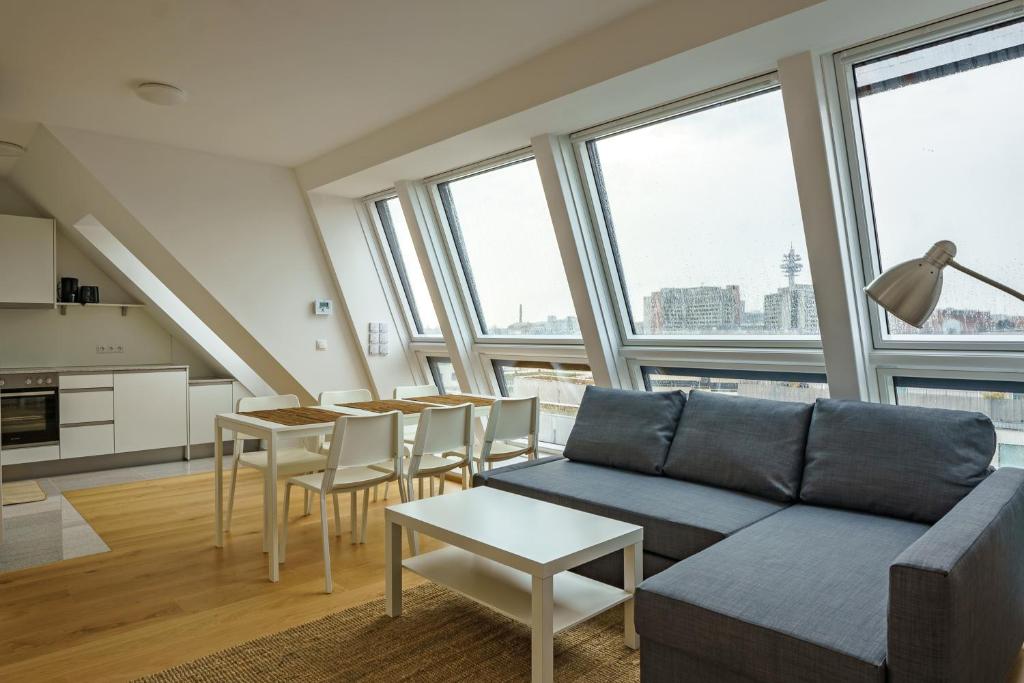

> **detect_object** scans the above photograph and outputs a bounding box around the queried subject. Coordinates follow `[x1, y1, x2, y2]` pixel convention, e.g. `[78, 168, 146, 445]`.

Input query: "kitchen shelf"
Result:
[56, 302, 145, 317]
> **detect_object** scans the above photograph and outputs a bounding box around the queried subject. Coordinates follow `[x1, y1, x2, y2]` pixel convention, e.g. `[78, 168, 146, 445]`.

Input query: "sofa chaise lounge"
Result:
[473, 386, 1024, 682]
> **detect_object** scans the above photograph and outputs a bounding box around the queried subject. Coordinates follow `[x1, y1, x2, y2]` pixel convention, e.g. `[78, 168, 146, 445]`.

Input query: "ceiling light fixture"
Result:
[135, 81, 188, 106]
[0, 141, 26, 157]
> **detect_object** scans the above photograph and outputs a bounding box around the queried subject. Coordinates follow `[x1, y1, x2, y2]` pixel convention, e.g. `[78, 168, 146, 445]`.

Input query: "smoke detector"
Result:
[135, 82, 188, 106]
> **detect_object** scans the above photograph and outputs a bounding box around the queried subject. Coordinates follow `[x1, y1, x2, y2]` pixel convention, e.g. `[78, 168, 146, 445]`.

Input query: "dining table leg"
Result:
[268, 431, 280, 582]
[214, 421, 224, 548]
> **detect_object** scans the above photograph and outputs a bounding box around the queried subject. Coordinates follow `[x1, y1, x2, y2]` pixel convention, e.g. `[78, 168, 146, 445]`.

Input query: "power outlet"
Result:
[95, 345, 125, 354]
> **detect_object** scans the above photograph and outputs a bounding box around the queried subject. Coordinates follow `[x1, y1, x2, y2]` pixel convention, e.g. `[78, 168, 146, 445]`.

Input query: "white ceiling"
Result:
[0, 0, 653, 167]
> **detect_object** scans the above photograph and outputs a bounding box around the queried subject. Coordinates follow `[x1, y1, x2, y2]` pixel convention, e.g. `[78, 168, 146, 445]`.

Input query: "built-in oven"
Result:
[0, 372, 59, 449]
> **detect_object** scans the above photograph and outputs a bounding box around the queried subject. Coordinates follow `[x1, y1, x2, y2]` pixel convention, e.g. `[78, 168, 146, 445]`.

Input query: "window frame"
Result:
[427, 149, 584, 346]
[638, 364, 829, 394]
[834, 1, 1024, 354]
[424, 355, 459, 394]
[569, 73, 823, 350]
[363, 190, 444, 342]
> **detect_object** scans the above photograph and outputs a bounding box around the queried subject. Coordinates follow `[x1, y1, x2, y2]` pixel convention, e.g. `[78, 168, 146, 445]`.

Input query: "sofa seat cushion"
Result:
[637, 505, 929, 683]
[663, 390, 813, 502]
[802, 398, 995, 523]
[476, 457, 786, 561]
[563, 386, 685, 475]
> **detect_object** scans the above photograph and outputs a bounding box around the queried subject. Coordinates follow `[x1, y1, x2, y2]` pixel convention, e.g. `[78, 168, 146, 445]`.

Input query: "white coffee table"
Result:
[384, 486, 643, 683]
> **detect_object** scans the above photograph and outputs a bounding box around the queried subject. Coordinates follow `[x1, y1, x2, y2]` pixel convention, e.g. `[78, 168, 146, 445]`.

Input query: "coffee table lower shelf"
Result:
[403, 545, 632, 634]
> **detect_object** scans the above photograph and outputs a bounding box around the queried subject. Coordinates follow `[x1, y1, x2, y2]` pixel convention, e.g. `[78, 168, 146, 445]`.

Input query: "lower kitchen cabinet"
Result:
[113, 370, 188, 453]
[60, 424, 115, 459]
[189, 382, 233, 445]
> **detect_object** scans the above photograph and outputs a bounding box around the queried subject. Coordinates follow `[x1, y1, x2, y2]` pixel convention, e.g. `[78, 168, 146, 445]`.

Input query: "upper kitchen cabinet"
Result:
[0, 214, 56, 306]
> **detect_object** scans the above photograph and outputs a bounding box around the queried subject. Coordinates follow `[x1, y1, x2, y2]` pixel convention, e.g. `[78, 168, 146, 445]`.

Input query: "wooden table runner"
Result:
[337, 399, 432, 414]
[240, 407, 341, 426]
[408, 394, 497, 408]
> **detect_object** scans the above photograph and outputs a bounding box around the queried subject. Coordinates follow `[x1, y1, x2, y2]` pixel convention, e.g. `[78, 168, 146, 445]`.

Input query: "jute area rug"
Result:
[138, 583, 640, 682]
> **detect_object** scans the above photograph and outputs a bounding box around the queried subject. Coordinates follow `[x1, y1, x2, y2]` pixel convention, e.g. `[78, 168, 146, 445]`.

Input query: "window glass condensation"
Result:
[438, 159, 580, 337]
[588, 87, 816, 338]
[853, 18, 1024, 338]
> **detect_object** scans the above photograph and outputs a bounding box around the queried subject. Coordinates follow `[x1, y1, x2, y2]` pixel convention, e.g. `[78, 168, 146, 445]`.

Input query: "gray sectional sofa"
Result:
[473, 386, 1024, 682]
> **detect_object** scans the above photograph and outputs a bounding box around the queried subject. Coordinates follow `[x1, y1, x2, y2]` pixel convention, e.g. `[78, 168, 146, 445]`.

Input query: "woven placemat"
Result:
[240, 407, 341, 426]
[338, 399, 432, 414]
[410, 394, 496, 408]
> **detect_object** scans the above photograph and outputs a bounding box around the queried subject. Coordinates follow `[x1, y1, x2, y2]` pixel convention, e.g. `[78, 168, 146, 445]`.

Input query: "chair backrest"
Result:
[322, 411, 402, 490]
[319, 388, 372, 406]
[483, 396, 540, 457]
[237, 394, 300, 412]
[393, 384, 438, 400]
[411, 403, 474, 459]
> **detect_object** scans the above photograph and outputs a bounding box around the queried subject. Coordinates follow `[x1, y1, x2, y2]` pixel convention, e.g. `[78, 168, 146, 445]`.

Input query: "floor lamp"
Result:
[865, 240, 1024, 327]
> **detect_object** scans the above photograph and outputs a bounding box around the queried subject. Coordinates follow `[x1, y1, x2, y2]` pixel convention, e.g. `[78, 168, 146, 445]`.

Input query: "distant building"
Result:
[764, 283, 819, 333]
[643, 286, 743, 334]
[492, 314, 580, 336]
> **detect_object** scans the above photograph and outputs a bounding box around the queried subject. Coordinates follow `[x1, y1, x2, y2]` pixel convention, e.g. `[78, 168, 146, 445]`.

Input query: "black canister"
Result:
[79, 286, 100, 304]
[59, 277, 79, 302]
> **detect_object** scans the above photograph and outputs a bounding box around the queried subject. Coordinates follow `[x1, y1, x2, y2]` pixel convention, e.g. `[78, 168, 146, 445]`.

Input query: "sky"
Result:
[384, 19, 1024, 337]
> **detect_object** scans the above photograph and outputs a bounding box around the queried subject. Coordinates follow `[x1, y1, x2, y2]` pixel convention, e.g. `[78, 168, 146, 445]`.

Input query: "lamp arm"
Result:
[948, 259, 1024, 304]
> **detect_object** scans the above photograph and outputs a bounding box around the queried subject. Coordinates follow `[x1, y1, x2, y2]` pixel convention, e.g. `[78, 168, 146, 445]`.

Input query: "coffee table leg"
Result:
[385, 516, 402, 617]
[624, 542, 641, 649]
[531, 575, 554, 683]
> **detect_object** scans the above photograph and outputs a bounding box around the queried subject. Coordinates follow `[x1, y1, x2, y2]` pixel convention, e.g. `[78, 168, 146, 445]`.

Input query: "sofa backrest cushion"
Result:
[563, 386, 685, 475]
[801, 398, 995, 523]
[662, 390, 812, 502]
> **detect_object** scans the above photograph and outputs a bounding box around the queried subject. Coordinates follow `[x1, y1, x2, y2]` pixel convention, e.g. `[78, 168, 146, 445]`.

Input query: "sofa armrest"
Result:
[471, 455, 562, 488]
[888, 467, 1024, 683]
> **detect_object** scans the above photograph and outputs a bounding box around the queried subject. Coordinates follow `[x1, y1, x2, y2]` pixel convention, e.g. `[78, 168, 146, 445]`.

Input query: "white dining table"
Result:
[213, 394, 498, 582]
[213, 407, 346, 582]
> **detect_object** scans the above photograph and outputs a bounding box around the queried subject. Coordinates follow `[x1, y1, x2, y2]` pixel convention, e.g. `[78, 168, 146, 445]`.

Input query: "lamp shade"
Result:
[865, 240, 956, 328]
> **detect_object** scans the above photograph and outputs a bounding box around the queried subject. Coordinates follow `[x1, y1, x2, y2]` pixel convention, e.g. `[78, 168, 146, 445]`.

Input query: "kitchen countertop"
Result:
[0, 364, 190, 374]
[188, 378, 234, 385]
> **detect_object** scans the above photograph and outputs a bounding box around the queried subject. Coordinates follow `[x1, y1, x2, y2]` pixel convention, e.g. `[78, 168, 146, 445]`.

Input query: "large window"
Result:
[375, 196, 442, 336]
[437, 158, 580, 338]
[893, 376, 1024, 467]
[847, 16, 1024, 340]
[492, 359, 593, 446]
[583, 82, 816, 338]
[426, 356, 460, 394]
[642, 366, 829, 403]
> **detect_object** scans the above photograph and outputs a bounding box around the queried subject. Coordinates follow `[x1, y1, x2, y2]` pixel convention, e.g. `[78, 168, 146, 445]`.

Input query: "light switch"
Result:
[315, 339, 328, 351]
[379, 343, 389, 356]
[368, 322, 380, 332]
[369, 343, 380, 356]
[369, 332, 380, 343]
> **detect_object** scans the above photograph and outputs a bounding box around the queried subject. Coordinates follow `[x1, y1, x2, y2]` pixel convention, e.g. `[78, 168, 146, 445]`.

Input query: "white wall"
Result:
[305, 192, 422, 399]
[48, 126, 368, 398]
[0, 181, 215, 373]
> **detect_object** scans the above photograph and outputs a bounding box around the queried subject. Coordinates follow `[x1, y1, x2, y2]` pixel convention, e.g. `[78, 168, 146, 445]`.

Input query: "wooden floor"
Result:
[0, 469, 443, 682]
[0, 468, 1022, 682]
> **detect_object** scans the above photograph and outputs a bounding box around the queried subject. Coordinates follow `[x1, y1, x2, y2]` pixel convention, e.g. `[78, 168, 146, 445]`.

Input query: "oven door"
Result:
[0, 387, 60, 448]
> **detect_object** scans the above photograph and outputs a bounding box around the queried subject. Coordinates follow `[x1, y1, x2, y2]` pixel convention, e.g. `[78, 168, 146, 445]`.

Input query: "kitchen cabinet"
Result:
[60, 424, 114, 459]
[189, 382, 233, 445]
[0, 215, 55, 306]
[59, 389, 113, 425]
[114, 370, 187, 453]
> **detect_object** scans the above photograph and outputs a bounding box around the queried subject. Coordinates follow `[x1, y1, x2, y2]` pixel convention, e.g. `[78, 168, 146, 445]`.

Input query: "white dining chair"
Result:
[281, 411, 406, 593]
[393, 384, 438, 400]
[318, 388, 375, 504]
[475, 396, 541, 476]
[404, 402, 474, 499]
[225, 395, 331, 551]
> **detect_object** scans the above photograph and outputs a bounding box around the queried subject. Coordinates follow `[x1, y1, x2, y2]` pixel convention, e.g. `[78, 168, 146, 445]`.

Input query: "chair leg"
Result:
[281, 483, 292, 563]
[372, 485, 378, 502]
[429, 477, 435, 497]
[438, 473, 446, 494]
[350, 492, 357, 543]
[383, 481, 390, 500]
[225, 455, 241, 532]
[319, 494, 333, 594]
[418, 478, 424, 500]
[332, 492, 342, 538]
[360, 488, 370, 544]
[262, 475, 272, 553]
[303, 490, 312, 516]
